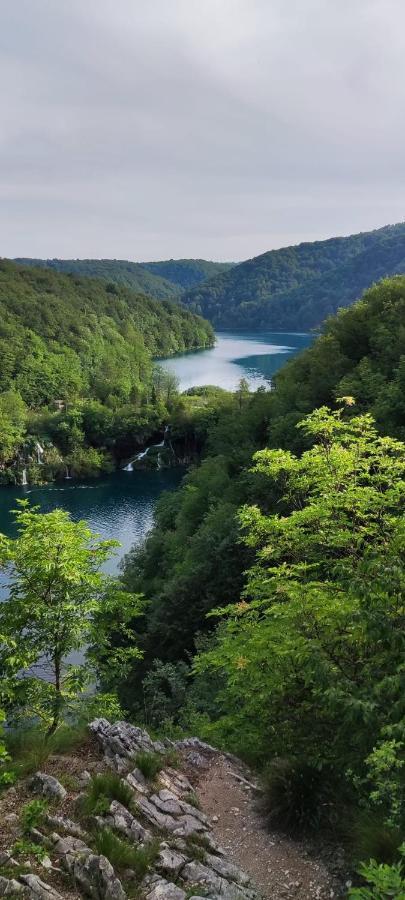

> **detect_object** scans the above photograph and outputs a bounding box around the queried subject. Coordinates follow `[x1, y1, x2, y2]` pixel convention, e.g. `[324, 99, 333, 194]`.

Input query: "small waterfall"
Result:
[65, 465, 72, 480]
[36, 442, 44, 464]
[123, 437, 165, 471]
[21, 468, 28, 486]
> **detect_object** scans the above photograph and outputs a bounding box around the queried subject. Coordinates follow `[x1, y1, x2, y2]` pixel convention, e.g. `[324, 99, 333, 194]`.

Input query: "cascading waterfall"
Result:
[123, 427, 170, 472]
[36, 442, 44, 464]
[21, 468, 28, 486]
[65, 465, 72, 480]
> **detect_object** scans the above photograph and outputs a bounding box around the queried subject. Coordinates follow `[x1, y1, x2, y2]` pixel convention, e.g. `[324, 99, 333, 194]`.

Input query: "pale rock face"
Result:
[28, 773, 67, 803]
[204, 853, 252, 887]
[0, 875, 25, 896]
[20, 874, 64, 900]
[158, 768, 193, 797]
[89, 719, 165, 768]
[50, 832, 126, 900]
[144, 877, 186, 900]
[156, 845, 187, 877]
[45, 814, 86, 838]
[67, 853, 126, 900]
[104, 800, 152, 844]
[181, 861, 256, 900]
[126, 771, 149, 794]
[0, 721, 260, 900]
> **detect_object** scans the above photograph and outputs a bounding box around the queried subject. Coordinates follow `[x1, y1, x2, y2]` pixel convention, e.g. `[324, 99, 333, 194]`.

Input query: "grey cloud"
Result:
[1, 0, 405, 260]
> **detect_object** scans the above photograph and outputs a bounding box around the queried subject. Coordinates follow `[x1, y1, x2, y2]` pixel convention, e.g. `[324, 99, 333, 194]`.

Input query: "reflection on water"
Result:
[160, 331, 312, 392]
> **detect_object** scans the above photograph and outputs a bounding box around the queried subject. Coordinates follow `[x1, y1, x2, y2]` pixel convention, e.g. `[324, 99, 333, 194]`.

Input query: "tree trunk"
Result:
[47, 651, 62, 737]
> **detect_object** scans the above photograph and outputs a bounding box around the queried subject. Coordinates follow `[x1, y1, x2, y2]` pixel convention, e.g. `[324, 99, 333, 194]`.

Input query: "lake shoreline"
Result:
[0, 330, 312, 570]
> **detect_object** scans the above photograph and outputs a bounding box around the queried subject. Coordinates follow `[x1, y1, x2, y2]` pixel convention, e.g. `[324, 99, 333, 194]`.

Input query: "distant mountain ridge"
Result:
[14, 257, 234, 301]
[180, 222, 405, 329]
[139, 258, 234, 289]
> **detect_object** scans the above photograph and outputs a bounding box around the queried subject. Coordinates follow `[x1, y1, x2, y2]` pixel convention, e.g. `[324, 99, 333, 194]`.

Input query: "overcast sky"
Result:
[1, 0, 405, 261]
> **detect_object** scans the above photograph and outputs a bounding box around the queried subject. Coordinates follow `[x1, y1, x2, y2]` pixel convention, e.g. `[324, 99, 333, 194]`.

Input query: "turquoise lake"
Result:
[0, 330, 312, 571]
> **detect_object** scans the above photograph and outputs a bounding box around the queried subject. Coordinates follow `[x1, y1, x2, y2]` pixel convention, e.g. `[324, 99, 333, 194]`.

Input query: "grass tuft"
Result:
[134, 751, 163, 781]
[5, 723, 88, 780]
[184, 791, 201, 810]
[93, 828, 158, 879]
[162, 748, 181, 769]
[81, 772, 134, 817]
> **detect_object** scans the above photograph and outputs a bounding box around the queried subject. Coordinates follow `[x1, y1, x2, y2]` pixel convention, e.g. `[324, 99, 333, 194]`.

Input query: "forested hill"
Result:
[180, 221, 405, 329]
[0, 260, 213, 482]
[14, 257, 181, 301]
[108, 276, 405, 872]
[139, 258, 234, 289]
[14, 257, 234, 299]
[0, 260, 214, 389]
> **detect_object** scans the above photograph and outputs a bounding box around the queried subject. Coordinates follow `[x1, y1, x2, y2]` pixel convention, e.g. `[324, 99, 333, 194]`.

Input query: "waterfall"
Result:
[21, 468, 28, 486]
[36, 442, 44, 464]
[65, 465, 72, 480]
[123, 437, 165, 471]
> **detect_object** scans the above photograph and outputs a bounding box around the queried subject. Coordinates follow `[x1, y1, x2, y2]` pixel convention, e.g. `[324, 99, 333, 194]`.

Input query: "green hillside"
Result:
[0, 260, 214, 481]
[15, 257, 235, 300]
[15, 257, 180, 301]
[140, 258, 234, 289]
[181, 222, 405, 329]
[104, 276, 405, 867]
[117, 274, 405, 683]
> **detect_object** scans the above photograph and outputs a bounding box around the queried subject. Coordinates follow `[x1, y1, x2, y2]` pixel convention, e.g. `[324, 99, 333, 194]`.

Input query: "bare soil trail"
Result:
[195, 752, 346, 900]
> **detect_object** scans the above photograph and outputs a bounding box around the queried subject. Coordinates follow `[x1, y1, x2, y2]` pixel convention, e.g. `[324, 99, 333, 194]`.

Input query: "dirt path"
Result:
[196, 753, 344, 900]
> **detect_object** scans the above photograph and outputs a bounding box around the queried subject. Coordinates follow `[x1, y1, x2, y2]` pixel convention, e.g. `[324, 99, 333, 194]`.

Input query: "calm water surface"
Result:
[0, 331, 312, 568]
[161, 331, 311, 392]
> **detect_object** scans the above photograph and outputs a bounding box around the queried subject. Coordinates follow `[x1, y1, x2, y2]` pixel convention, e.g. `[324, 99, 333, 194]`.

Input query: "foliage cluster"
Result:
[16, 256, 234, 299]
[140, 257, 234, 290]
[96, 278, 405, 874]
[181, 222, 405, 329]
[0, 260, 213, 480]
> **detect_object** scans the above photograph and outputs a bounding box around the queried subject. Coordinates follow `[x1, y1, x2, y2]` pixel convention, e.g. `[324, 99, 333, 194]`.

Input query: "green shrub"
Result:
[12, 839, 47, 863]
[93, 828, 158, 879]
[261, 758, 337, 835]
[162, 748, 181, 769]
[5, 723, 88, 779]
[134, 752, 163, 781]
[81, 772, 133, 816]
[20, 799, 48, 833]
[73, 692, 125, 725]
[351, 811, 403, 865]
[349, 843, 405, 898]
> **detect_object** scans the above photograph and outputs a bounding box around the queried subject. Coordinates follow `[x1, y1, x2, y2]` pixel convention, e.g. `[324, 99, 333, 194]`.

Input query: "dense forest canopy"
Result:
[115, 275, 405, 682]
[0, 274, 404, 887]
[94, 276, 405, 866]
[14, 257, 234, 300]
[139, 258, 234, 289]
[14, 257, 181, 301]
[180, 222, 405, 329]
[0, 260, 214, 482]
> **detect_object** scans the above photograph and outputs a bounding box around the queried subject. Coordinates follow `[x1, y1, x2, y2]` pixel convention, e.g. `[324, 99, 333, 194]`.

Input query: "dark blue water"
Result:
[0, 469, 183, 577]
[0, 331, 312, 569]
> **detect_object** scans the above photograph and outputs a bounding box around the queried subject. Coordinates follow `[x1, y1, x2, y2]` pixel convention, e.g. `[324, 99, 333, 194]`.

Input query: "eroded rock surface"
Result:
[0, 721, 260, 900]
[29, 773, 67, 803]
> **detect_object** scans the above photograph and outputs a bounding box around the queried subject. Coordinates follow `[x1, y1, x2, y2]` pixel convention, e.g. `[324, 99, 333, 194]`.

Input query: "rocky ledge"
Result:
[0, 719, 260, 900]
